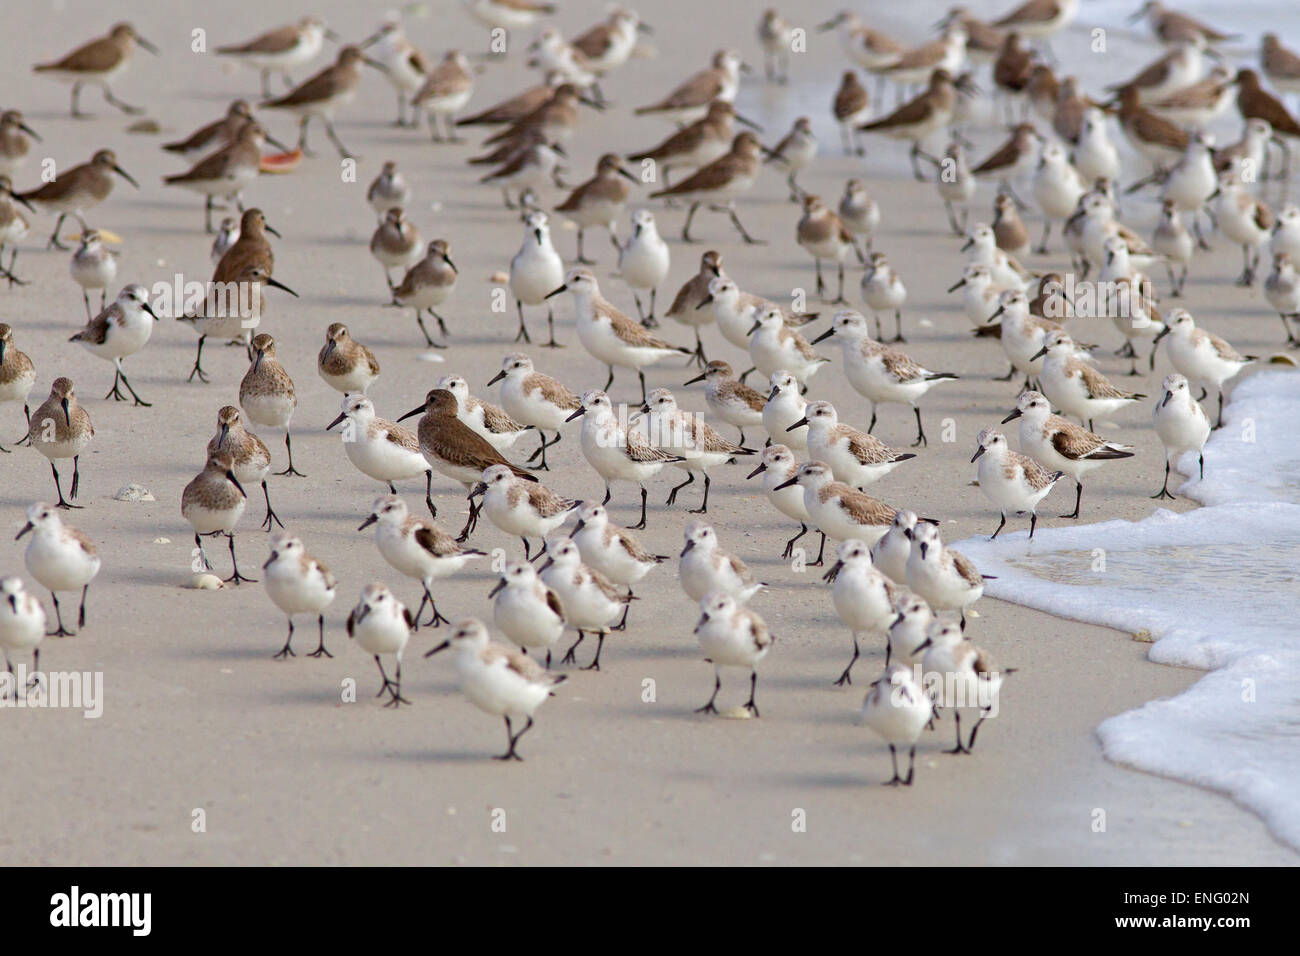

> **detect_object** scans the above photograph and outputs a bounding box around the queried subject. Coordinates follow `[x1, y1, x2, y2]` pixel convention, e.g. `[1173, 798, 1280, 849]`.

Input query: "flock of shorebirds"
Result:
[0, 0, 1296, 781]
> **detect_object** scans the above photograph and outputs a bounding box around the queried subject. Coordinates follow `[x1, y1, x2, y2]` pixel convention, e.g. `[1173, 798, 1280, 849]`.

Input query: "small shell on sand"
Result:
[115, 483, 155, 502]
[184, 574, 226, 590]
[1133, 629, 1154, 643]
[416, 352, 447, 363]
[720, 706, 756, 720]
[489, 271, 508, 284]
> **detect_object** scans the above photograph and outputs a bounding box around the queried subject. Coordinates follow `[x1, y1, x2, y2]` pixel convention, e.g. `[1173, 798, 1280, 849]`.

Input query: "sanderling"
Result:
[838, 179, 879, 252]
[683, 360, 765, 445]
[635, 49, 743, 124]
[0, 324, 35, 453]
[569, 388, 681, 529]
[182, 450, 254, 584]
[1152, 199, 1193, 296]
[812, 310, 957, 446]
[916, 621, 1012, 754]
[34, 23, 157, 117]
[210, 217, 240, 265]
[833, 73, 871, 156]
[572, 8, 644, 88]
[0, 110, 39, 178]
[370, 207, 423, 296]
[527, 29, 597, 94]
[547, 268, 690, 402]
[619, 209, 671, 326]
[540, 538, 630, 670]
[435, 374, 532, 453]
[763, 371, 808, 451]
[359, 495, 484, 628]
[749, 305, 829, 387]
[397, 388, 537, 539]
[628, 101, 753, 196]
[327, 394, 433, 503]
[209, 406, 281, 532]
[216, 16, 331, 97]
[963, 224, 1032, 292]
[262, 532, 337, 659]
[857, 69, 957, 181]
[555, 154, 636, 264]
[1032, 141, 1085, 254]
[1233, 71, 1300, 177]
[642, 387, 754, 513]
[1264, 253, 1300, 346]
[758, 9, 794, 82]
[69, 284, 160, 407]
[0, 176, 30, 285]
[15, 149, 138, 249]
[1212, 166, 1273, 285]
[693, 592, 773, 717]
[871, 509, 917, 586]
[769, 117, 817, 202]
[570, 502, 667, 599]
[261, 45, 381, 159]
[28, 377, 93, 509]
[241, 333, 303, 478]
[990, 289, 1068, 385]
[679, 519, 764, 604]
[367, 160, 411, 218]
[162, 122, 287, 233]
[906, 523, 988, 626]
[318, 323, 380, 395]
[473, 463, 578, 560]
[775, 461, 898, 547]
[947, 263, 1005, 333]
[860, 251, 909, 343]
[393, 239, 458, 348]
[361, 21, 431, 128]
[488, 352, 579, 470]
[1154, 309, 1255, 427]
[798, 401, 915, 490]
[414, 51, 474, 142]
[463, 0, 557, 32]
[797, 194, 862, 302]
[933, 141, 975, 236]
[650, 132, 765, 244]
[860, 663, 934, 786]
[68, 230, 116, 320]
[490, 561, 565, 667]
[346, 583, 414, 706]
[16, 503, 100, 637]
[1152, 372, 1211, 500]
[509, 212, 565, 347]
[697, 276, 816, 361]
[0, 577, 45, 687]
[824, 539, 902, 686]
[1002, 390, 1134, 518]
[972, 428, 1064, 539]
[1035, 330, 1145, 432]
[1271, 208, 1300, 264]
[818, 13, 903, 81]
[746, 444, 825, 562]
[886, 592, 934, 665]
[426, 616, 565, 760]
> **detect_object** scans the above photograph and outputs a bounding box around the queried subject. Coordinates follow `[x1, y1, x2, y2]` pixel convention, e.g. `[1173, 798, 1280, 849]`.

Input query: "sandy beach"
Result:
[0, 0, 1295, 865]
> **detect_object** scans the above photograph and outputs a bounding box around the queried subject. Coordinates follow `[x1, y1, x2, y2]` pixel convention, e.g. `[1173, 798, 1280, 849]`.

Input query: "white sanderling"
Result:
[759, 9, 794, 81]
[916, 621, 1012, 754]
[68, 229, 117, 320]
[990, 288, 1071, 386]
[16, 503, 101, 637]
[0, 178, 30, 285]
[905, 523, 988, 626]
[1002, 390, 1134, 518]
[570, 502, 667, 599]
[424, 617, 566, 760]
[327, 393, 433, 502]
[838, 178, 880, 250]
[1211, 164, 1273, 285]
[1031, 141, 1085, 254]
[262, 531, 337, 659]
[69, 283, 159, 407]
[367, 160, 412, 215]
[539, 538, 630, 670]
[641, 387, 754, 513]
[774, 461, 898, 546]
[745, 444, 826, 563]
[548, 268, 690, 403]
[346, 583, 415, 706]
[947, 263, 1006, 333]
[1154, 308, 1255, 427]
[568, 388, 682, 529]
[392, 238, 458, 348]
[318, 323, 380, 395]
[1151, 372, 1211, 500]
[1152, 198, 1194, 296]
[28, 377, 94, 509]
[210, 216, 239, 264]
[1264, 252, 1300, 346]
[860, 251, 909, 342]
[934, 141, 975, 236]
[371, 207, 423, 295]
[683, 359, 765, 445]
[240, 333, 304, 477]
[1034, 330, 1145, 431]
[696, 276, 807, 364]
[963, 223, 1033, 292]
[413, 50, 474, 141]
[359, 495, 485, 628]
[0, 576, 45, 686]
[859, 662, 934, 786]
[886, 592, 935, 666]
[798, 400, 915, 490]
[763, 370, 808, 451]
[619, 209, 671, 326]
[487, 352, 580, 471]
[971, 428, 1065, 539]
[435, 374, 533, 453]
[823, 539, 903, 686]
[748, 305, 829, 387]
[1270, 206, 1300, 263]
[473, 463, 578, 560]
[490, 561, 566, 668]
[679, 519, 764, 603]
[871, 509, 917, 586]
[812, 310, 958, 446]
[509, 211, 566, 347]
[693, 592, 774, 717]
[182, 449, 255, 584]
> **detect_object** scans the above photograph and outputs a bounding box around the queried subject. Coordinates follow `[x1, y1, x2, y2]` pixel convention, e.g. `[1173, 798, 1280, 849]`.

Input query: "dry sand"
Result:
[0, 0, 1294, 864]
